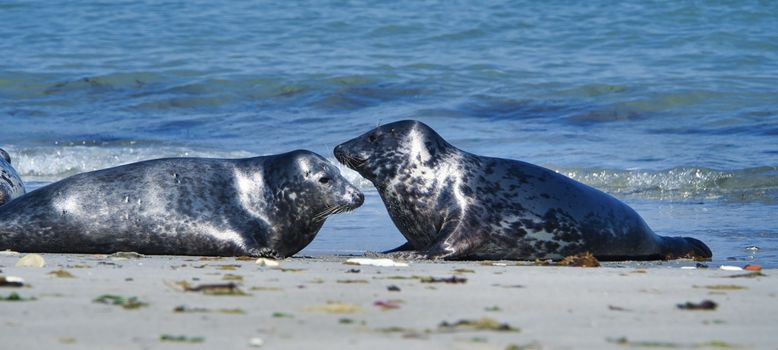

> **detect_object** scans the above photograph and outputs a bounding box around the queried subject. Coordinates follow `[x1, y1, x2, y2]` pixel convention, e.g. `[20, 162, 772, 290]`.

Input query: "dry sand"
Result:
[1, 253, 775, 350]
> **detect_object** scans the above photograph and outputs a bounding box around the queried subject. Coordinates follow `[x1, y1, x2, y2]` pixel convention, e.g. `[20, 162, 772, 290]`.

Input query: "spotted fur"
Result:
[0, 150, 363, 257]
[0, 148, 26, 206]
[335, 120, 711, 261]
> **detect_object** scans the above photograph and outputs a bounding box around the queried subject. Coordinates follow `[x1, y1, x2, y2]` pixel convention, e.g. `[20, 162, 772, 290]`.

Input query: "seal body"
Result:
[335, 120, 711, 261]
[0, 148, 26, 206]
[0, 150, 363, 257]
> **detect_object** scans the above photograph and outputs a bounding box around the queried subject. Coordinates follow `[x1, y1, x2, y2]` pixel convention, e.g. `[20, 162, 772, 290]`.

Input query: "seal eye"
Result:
[319, 177, 331, 184]
[368, 134, 377, 143]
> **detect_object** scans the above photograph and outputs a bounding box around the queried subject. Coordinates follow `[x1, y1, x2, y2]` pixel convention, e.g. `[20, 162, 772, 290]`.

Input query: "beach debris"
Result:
[484, 305, 502, 312]
[480, 261, 508, 266]
[0, 276, 24, 287]
[339, 318, 355, 324]
[745, 246, 759, 252]
[110, 251, 144, 259]
[48, 269, 75, 278]
[58, 337, 76, 344]
[453, 268, 475, 274]
[255, 258, 280, 267]
[374, 300, 403, 310]
[743, 264, 762, 271]
[214, 264, 240, 271]
[173, 305, 245, 314]
[0, 292, 34, 301]
[677, 300, 718, 311]
[558, 252, 600, 267]
[719, 265, 743, 271]
[337, 279, 369, 284]
[505, 342, 543, 350]
[93, 295, 148, 309]
[248, 337, 264, 348]
[439, 317, 520, 332]
[272, 312, 294, 318]
[491, 283, 524, 288]
[726, 271, 766, 278]
[159, 334, 205, 343]
[346, 268, 361, 273]
[279, 267, 305, 272]
[173, 281, 248, 296]
[251, 286, 283, 292]
[15, 254, 46, 268]
[345, 258, 409, 267]
[387, 285, 401, 292]
[608, 305, 631, 312]
[222, 274, 244, 281]
[0, 250, 20, 256]
[697, 284, 747, 291]
[420, 275, 467, 284]
[305, 301, 363, 314]
[608, 337, 737, 348]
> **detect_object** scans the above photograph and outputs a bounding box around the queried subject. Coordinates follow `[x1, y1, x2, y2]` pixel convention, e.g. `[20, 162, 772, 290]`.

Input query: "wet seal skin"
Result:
[0, 150, 363, 257]
[335, 120, 711, 261]
[0, 148, 26, 206]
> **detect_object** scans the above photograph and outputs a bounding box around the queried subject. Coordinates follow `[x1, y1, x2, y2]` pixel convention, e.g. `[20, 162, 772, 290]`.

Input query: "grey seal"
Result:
[334, 120, 711, 261]
[0, 150, 363, 257]
[0, 148, 26, 206]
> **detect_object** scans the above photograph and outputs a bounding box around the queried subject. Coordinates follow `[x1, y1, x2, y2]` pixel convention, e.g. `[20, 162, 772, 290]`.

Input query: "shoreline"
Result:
[1, 253, 775, 349]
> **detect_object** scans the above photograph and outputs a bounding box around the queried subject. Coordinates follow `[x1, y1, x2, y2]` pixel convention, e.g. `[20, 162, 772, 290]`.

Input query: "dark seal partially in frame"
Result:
[335, 120, 711, 261]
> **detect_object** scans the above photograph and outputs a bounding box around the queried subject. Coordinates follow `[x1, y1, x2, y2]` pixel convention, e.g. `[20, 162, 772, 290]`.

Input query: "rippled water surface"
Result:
[1, 1, 776, 266]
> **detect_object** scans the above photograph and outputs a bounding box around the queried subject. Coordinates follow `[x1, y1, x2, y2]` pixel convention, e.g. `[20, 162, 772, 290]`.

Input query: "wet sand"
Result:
[1, 253, 775, 350]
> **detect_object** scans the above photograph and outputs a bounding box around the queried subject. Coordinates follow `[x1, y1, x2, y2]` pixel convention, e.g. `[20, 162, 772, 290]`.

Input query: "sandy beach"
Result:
[0, 253, 774, 350]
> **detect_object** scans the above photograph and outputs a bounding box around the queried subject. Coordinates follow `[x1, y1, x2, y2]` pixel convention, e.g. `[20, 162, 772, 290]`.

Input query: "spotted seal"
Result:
[0, 148, 26, 206]
[334, 120, 711, 261]
[0, 150, 363, 257]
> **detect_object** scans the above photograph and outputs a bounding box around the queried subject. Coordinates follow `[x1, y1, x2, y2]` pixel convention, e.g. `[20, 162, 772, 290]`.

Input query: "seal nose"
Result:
[354, 190, 365, 207]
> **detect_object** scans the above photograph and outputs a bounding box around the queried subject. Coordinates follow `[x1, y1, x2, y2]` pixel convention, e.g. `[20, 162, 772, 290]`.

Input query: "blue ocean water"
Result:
[1, 1, 776, 266]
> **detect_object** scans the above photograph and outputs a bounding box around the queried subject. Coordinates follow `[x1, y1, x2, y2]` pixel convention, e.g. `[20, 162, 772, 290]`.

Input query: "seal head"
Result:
[0, 148, 26, 206]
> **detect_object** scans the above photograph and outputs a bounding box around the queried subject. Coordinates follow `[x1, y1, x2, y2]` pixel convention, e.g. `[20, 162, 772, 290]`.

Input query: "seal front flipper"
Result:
[659, 236, 712, 260]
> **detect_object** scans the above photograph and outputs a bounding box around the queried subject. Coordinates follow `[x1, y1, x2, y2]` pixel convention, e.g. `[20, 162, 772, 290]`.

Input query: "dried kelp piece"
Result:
[337, 279, 369, 284]
[222, 274, 243, 281]
[305, 301, 363, 314]
[387, 285, 401, 292]
[0, 276, 24, 287]
[608, 305, 631, 312]
[48, 270, 75, 278]
[726, 271, 766, 278]
[558, 252, 600, 267]
[696, 285, 747, 291]
[453, 268, 475, 274]
[93, 294, 148, 309]
[174, 305, 245, 314]
[420, 276, 467, 284]
[677, 300, 718, 311]
[174, 281, 248, 296]
[439, 317, 520, 332]
[159, 334, 205, 343]
[0, 292, 35, 301]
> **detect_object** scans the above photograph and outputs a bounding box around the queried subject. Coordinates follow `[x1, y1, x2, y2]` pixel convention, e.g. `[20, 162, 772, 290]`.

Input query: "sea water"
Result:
[1, 1, 776, 266]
